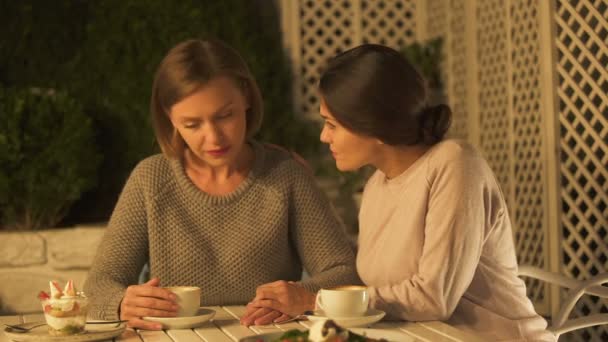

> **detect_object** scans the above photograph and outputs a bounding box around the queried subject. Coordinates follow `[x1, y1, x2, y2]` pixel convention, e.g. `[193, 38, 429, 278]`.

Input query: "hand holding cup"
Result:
[119, 278, 179, 330]
[162, 286, 201, 317]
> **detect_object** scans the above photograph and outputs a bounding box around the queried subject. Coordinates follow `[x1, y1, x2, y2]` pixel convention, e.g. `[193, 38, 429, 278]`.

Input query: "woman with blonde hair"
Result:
[85, 39, 359, 330]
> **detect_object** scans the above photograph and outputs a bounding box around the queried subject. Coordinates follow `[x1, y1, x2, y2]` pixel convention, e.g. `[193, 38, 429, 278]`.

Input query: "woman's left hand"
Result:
[240, 305, 288, 326]
[248, 280, 316, 317]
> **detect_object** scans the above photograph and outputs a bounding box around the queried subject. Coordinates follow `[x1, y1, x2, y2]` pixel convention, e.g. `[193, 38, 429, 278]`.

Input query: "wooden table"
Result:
[1, 306, 484, 342]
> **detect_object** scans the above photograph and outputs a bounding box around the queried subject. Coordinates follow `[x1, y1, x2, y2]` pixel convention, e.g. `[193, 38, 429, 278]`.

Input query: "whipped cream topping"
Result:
[308, 319, 349, 342]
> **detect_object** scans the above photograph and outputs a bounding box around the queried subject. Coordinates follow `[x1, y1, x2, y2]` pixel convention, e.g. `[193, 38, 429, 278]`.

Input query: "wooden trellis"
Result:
[279, 1, 608, 340]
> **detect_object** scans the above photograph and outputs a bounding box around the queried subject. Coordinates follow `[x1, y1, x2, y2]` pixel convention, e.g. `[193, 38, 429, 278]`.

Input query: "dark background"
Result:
[0, 0, 323, 228]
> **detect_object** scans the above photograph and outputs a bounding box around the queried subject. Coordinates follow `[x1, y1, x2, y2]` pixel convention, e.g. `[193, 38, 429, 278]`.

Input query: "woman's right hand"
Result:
[120, 278, 179, 330]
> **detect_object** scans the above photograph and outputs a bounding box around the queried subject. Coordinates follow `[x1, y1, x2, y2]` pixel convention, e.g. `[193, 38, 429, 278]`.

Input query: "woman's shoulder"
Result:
[425, 139, 495, 182]
[129, 153, 176, 182]
[429, 139, 479, 159]
[426, 139, 485, 168]
[134, 153, 172, 171]
[259, 143, 314, 180]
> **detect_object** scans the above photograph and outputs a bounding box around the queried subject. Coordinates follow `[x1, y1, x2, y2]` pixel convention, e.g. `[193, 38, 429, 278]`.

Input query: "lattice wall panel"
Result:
[424, 0, 467, 140]
[446, 0, 468, 140]
[285, 2, 608, 338]
[361, 0, 416, 48]
[509, 0, 548, 311]
[298, 0, 357, 117]
[477, 0, 512, 202]
[424, 0, 448, 98]
[296, 0, 418, 118]
[425, 0, 447, 40]
[556, 0, 608, 340]
[422, 0, 455, 139]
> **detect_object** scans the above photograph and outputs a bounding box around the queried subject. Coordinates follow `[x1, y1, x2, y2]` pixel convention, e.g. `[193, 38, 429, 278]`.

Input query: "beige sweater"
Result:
[85, 141, 359, 320]
[357, 140, 554, 341]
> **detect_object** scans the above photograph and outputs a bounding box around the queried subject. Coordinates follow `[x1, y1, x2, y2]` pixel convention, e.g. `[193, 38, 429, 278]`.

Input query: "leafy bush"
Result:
[0, 87, 100, 230]
[1, 0, 321, 224]
[401, 38, 444, 89]
[66, 0, 320, 159]
[0, 0, 88, 89]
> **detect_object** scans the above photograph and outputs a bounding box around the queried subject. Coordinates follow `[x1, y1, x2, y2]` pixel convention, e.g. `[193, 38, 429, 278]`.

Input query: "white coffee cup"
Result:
[163, 286, 201, 317]
[316, 285, 369, 318]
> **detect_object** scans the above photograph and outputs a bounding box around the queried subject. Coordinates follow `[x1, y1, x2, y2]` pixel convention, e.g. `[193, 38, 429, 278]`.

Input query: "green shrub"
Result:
[401, 38, 444, 89]
[0, 87, 100, 230]
[65, 0, 320, 160]
[1, 1, 321, 224]
[0, 0, 88, 89]
[65, 0, 320, 221]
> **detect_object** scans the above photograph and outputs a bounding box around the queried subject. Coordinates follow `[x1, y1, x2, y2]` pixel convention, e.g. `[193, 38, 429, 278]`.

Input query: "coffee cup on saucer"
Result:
[163, 286, 201, 317]
[316, 285, 369, 318]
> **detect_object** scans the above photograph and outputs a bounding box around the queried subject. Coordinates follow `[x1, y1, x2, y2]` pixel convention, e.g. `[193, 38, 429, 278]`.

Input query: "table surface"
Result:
[1, 306, 484, 342]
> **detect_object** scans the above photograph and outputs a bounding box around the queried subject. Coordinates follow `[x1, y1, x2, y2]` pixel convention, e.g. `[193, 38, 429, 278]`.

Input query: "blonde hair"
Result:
[151, 39, 263, 158]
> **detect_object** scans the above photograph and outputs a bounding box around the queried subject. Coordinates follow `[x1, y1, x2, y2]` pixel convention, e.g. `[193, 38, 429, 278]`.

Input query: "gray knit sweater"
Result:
[84, 142, 359, 320]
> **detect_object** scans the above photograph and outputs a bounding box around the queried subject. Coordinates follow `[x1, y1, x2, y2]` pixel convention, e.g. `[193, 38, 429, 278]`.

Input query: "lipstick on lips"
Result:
[207, 146, 230, 157]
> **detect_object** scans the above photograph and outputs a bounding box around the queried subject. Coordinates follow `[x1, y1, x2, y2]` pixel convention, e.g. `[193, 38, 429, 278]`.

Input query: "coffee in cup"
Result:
[163, 286, 201, 317]
[316, 285, 369, 318]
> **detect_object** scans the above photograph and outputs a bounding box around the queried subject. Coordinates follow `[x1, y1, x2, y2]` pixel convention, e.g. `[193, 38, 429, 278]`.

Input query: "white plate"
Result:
[3, 322, 126, 341]
[142, 307, 215, 329]
[238, 327, 413, 342]
[306, 308, 386, 327]
[238, 332, 288, 342]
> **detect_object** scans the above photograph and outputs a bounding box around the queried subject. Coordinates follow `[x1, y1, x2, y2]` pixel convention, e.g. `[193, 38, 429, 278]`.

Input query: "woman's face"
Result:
[319, 99, 379, 171]
[170, 76, 249, 169]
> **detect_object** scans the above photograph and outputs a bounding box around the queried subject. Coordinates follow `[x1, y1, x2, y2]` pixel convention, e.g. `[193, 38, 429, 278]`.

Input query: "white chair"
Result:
[519, 265, 608, 339]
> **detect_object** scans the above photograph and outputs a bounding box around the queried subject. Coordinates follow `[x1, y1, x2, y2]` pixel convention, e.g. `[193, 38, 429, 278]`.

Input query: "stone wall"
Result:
[0, 225, 106, 314]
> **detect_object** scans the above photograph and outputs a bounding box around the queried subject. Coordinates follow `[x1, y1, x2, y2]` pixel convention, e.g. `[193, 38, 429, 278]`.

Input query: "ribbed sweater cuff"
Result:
[298, 280, 321, 294]
[89, 289, 124, 321]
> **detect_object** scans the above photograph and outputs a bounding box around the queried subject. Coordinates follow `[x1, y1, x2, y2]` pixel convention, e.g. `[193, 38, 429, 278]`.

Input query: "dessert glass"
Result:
[41, 295, 89, 336]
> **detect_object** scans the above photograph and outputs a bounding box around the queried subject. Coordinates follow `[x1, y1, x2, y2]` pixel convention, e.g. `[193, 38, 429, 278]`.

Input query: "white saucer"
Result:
[143, 308, 215, 329]
[306, 308, 386, 328]
[3, 322, 126, 341]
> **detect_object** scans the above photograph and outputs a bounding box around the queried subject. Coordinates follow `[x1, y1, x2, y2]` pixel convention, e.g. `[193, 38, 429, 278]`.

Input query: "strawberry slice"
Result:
[38, 291, 50, 301]
[44, 304, 52, 313]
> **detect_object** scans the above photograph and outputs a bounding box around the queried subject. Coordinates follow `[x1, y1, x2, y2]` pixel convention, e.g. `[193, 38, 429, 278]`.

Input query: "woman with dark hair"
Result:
[248, 44, 554, 341]
[84, 39, 359, 330]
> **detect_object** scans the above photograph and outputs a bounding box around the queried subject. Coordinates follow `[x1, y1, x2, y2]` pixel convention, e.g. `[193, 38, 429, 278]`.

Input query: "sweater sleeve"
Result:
[84, 164, 150, 320]
[369, 153, 489, 321]
[286, 163, 361, 292]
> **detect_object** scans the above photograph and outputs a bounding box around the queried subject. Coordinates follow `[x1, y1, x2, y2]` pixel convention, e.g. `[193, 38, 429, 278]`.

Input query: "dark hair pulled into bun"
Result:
[419, 104, 452, 145]
[320, 44, 454, 146]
